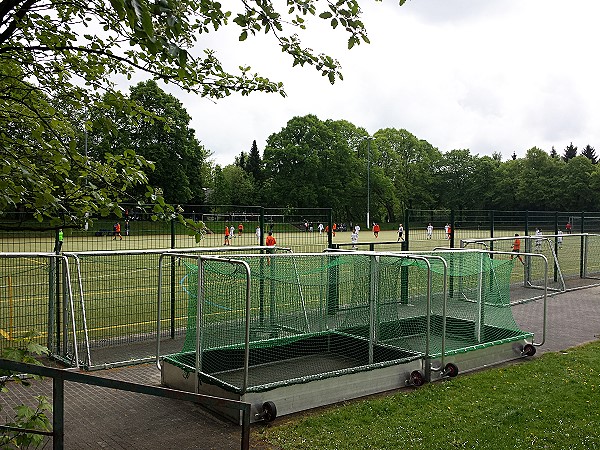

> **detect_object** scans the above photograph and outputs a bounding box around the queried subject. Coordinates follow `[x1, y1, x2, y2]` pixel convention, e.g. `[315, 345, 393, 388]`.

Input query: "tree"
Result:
[563, 142, 578, 161]
[263, 115, 364, 217]
[371, 128, 440, 218]
[494, 158, 524, 210]
[550, 146, 559, 159]
[557, 156, 595, 210]
[125, 81, 211, 204]
[1, 0, 385, 229]
[1, 333, 52, 447]
[435, 149, 478, 212]
[245, 140, 263, 182]
[209, 164, 255, 206]
[469, 155, 502, 210]
[516, 147, 562, 210]
[235, 152, 247, 170]
[581, 145, 597, 164]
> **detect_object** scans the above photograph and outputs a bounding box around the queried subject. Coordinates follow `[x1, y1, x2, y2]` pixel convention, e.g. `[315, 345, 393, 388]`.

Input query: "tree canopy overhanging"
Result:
[0, 0, 386, 232]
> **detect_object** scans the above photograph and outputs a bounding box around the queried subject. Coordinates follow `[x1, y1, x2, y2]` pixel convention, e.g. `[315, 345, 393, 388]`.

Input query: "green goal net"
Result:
[168, 250, 532, 392]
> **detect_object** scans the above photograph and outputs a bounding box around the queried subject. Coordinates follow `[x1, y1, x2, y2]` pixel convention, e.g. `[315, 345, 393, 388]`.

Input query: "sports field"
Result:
[0, 227, 597, 368]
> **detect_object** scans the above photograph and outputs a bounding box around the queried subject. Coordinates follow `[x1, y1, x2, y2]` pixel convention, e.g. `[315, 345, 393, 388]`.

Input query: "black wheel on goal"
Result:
[522, 344, 536, 357]
[410, 370, 425, 387]
[262, 401, 277, 422]
[444, 363, 459, 378]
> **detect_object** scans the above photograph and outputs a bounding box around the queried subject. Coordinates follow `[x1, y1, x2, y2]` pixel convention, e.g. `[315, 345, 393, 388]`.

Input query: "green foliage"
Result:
[2, 0, 380, 233]
[256, 340, 600, 450]
[581, 144, 598, 164]
[262, 115, 366, 214]
[0, 332, 52, 449]
[563, 142, 578, 162]
[90, 80, 211, 205]
[223, 114, 600, 222]
[209, 165, 256, 206]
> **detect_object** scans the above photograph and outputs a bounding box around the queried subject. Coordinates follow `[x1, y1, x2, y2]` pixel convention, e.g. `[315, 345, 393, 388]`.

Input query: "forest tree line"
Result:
[86, 82, 600, 225]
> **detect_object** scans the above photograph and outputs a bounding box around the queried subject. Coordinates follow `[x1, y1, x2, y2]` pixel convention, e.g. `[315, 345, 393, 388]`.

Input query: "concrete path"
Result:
[1, 285, 599, 449]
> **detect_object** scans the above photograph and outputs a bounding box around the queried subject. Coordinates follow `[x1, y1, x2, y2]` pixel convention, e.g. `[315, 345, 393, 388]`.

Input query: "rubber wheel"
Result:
[410, 370, 425, 387]
[522, 343, 536, 357]
[444, 362, 459, 378]
[262, 401, 277, 422]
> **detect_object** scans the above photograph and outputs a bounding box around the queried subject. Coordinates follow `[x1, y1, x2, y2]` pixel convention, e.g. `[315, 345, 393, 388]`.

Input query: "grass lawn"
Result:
[253, 340, 600, 450]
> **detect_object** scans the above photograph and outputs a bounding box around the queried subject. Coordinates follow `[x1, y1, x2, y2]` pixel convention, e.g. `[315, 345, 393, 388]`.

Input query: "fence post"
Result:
[171, 219, 176, 339]
[489, 210, 494, 252]
[55, 229, 61, 354]
[403, 209, 410, 252]
[327, 209, 333, 249]
[260, 207, 265, 247]
[326, 254, 339, 315]
[259, 207, 265, 326]
[450, 209, 455, 248]
[48, 256, 56, 353]
[554, 212, 559, 282]
[53, 376, 65, 449]
[449, 210, 455, 299]
[580, 211, 585, 278]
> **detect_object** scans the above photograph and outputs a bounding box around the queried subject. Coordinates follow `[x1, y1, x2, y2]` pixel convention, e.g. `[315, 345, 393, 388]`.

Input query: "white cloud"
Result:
[158, 0, 600, 165]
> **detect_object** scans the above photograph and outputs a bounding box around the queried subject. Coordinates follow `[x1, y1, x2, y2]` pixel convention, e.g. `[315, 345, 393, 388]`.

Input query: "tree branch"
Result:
[0, 0, 38, 45]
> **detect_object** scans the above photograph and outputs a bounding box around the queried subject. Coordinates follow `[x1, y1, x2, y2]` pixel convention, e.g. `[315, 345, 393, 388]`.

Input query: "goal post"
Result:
[461, 233, 600, 296]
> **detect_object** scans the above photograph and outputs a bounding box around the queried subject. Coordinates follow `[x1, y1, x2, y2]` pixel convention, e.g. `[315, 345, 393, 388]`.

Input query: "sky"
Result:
[158, 1, 600, 166]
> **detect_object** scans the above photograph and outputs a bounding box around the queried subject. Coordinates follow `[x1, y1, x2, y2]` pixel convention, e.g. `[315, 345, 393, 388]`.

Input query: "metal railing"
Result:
[0, 358, 251, 450]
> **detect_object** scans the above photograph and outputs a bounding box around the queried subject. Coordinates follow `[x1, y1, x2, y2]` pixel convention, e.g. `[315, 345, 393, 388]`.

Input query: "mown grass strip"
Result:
[255, 340, 600, 450]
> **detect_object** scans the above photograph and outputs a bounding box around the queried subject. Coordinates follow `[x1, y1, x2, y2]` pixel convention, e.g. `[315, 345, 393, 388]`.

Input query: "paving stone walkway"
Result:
[1, 285, 599, 449]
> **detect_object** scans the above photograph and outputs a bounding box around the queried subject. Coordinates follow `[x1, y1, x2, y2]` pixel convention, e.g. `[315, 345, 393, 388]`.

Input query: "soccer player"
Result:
[266, 231, 276, 247]
[535, 228, 543, 251]
[265, 231, 276, 264]
[55, 228, 64, 252]
[351, 230, 359, 249]
[238, 223, 244, 236]
[511, 233, 524, 264]
[224, 225, 230, 245]
[113, 222, 122, 240]
[397, 224, 404, 242]
[373, 223, 380, 238]
[255, 226, 261, 245]
[557, 229, 563, 249]
[426, 223, 433, 239]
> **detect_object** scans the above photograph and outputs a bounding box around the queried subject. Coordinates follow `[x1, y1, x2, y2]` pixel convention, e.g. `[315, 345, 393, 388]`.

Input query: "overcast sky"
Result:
[160, 1, 600, 166]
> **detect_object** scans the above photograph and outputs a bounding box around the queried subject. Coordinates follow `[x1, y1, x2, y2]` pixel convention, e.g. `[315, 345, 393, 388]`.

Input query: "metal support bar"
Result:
[0, 358, 252, 450]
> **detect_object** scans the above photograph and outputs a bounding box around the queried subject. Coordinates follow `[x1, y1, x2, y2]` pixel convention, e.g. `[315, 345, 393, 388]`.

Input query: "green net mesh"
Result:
[170, 251, 531, 392]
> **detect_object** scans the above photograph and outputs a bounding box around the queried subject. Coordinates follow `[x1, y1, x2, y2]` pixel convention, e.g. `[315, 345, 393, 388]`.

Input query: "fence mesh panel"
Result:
[0, 255, 54, 354]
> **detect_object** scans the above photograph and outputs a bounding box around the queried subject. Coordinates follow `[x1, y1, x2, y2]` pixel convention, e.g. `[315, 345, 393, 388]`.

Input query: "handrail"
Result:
[0, 358, 251, 450]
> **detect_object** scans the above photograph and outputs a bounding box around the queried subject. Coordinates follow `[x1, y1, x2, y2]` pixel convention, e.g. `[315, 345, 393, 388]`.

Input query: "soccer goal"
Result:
[159, 249, 539, 423]
[461, 233, 600, 299]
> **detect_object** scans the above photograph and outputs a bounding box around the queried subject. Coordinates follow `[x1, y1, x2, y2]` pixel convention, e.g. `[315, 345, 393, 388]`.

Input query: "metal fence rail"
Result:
[0, 358, 251, 450]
